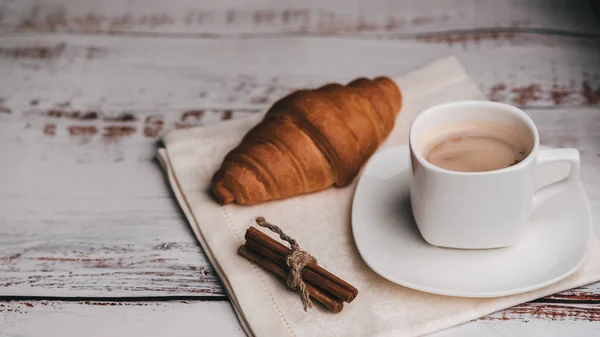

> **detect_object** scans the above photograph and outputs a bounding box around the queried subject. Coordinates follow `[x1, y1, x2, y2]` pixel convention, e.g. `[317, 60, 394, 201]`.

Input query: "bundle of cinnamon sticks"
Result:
[238, 226, 358, 313]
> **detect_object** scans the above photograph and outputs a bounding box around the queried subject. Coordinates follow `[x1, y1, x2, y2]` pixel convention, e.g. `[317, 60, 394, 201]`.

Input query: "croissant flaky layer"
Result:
[211, 76, 402, 205]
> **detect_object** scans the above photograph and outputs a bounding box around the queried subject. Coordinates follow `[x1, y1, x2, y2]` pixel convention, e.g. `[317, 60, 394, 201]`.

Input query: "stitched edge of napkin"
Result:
[157, 148, 254, 336]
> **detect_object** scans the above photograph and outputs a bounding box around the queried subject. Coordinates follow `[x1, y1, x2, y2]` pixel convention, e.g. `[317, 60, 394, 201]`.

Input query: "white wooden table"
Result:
[1, 0, 599, 335]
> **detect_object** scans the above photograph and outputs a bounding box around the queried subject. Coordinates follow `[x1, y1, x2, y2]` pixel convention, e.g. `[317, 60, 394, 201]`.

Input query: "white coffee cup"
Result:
[408, 101, 580, 249]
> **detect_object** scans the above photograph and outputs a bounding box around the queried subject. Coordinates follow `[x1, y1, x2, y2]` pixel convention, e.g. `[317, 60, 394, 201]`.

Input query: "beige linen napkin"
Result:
[157, 57, 600, 337]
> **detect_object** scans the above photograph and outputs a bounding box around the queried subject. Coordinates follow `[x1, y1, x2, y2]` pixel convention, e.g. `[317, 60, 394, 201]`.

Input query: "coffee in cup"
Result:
[423, 121, 530, 172]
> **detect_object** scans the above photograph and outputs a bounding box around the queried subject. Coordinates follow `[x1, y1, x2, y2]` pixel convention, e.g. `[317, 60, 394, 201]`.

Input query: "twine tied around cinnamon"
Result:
[255, 216, 317, 311]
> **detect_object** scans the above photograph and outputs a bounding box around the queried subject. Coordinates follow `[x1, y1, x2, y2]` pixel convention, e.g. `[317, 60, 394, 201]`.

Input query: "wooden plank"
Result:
[1, 0, 600, 36]
[0, 300, 598, 336]
[0, 34, 598, 125]
[480, 303, 600, 322]
[0, 117, 226, 296]
[546, 282, 600, 301]
[0, 34, 599, 297]
[437, 304, 600, 336]
[0, 300, 246, 337]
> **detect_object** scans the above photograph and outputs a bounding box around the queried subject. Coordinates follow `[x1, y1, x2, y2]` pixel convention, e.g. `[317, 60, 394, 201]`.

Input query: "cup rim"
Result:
[409, 100, 540, 176]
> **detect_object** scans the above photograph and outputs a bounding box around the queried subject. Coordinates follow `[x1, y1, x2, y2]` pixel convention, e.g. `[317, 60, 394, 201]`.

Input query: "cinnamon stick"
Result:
[246, 239, 356, 303]
[245, 227, 358, 300]
[238, 245, 343, 313]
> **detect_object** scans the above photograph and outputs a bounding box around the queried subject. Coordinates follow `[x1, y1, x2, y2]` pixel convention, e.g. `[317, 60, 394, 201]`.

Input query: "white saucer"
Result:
[352, 145, 592, 298]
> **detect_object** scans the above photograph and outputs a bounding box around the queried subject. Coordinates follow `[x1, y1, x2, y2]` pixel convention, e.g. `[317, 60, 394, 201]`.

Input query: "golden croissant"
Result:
[211, 76, 402, 205]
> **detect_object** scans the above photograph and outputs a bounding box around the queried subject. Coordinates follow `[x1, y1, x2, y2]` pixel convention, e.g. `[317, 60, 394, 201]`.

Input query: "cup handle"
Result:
[532, 148, 580, 210]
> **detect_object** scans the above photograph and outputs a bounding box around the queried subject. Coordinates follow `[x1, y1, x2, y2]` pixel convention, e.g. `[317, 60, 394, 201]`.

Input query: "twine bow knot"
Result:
[255, 216, 317, 311]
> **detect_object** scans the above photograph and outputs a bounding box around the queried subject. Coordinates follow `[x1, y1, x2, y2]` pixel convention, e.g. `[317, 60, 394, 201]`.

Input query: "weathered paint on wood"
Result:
[0, 300, 598, 337]
[0, 300, 246, 336]
[1, 0, 599, 36]
[481, 303, 600, 322]
[0, 240, 224, 296]
[0, 34, 598, 138]
[547, 284, 600, 302]
[1, 0, 599, 334]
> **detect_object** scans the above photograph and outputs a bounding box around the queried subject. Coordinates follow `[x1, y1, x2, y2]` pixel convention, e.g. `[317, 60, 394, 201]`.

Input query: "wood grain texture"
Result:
[436, 303, 600, 336]
[1, 0, 599, 36]
[546, 282, 600, 301]
[0, 33, 598, 137]
[1, 0, 600, 332]
[0, 120, 226, 296]
[0, 300, 598, 337]
[481, 303, 600, 322]
[0, 300, 246, 337]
